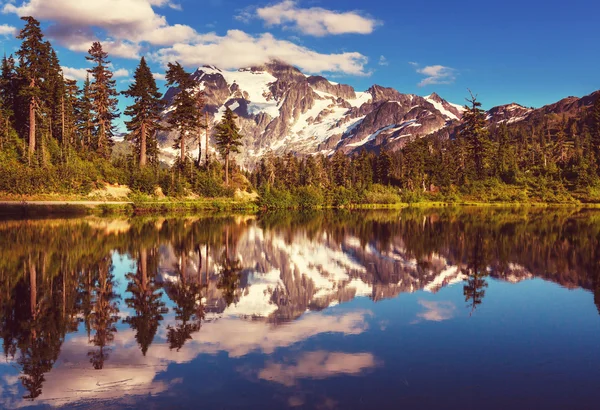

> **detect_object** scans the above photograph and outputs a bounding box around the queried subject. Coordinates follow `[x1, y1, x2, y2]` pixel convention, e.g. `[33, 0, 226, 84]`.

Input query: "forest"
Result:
[1, 17, 600, 207]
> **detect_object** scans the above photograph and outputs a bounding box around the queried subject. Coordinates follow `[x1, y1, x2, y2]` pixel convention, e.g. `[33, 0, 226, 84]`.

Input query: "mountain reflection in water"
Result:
[1, 208, 599, 409]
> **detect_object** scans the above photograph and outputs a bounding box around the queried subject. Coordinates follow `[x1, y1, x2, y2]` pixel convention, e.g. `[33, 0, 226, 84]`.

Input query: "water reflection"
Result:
[0, 208, 599, 407]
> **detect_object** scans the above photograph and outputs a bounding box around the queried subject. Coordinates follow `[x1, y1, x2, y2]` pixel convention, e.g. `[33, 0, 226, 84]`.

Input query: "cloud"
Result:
[4, 0, 370, 76]
[414, 64, 457, 87]
[151, 30, 369, 76]
[0, 24, 16, 37]
[153, 72, 166, 81]
[113, 68, 130, 78]
[62, 66, 88, 81]
[0, 310, 371, 408]
[258, 351, 378, 387]
[62, 66, 128, 81]
[378, 55, 388, 66]
[149, 0, 182, 11]
[252, 0, 379, 36]
[3, 0, 197, 58]
[415, 300, 456, 322]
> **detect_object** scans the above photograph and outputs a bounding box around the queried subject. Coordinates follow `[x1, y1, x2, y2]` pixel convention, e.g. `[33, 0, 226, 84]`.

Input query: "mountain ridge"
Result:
[157, 61, 599, 168]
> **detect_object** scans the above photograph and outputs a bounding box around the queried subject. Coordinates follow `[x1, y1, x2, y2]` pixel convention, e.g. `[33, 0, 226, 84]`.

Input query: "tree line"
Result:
[0, 17, 244, 197]
[251, 92, 600, 207]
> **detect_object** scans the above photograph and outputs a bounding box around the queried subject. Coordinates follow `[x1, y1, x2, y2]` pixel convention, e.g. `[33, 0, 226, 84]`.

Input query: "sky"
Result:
[0, 0, 598, 130]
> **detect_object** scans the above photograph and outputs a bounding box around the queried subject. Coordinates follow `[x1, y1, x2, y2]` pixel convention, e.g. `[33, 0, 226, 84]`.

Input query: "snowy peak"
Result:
[486, 103, 532, 125]
[307, 76, 356, 100]
[425, 93, 465, 122]
[158, 60, 466, 167]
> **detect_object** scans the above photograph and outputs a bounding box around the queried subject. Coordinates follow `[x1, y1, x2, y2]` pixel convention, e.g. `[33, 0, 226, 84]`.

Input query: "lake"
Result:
[1, 208, 599, 409]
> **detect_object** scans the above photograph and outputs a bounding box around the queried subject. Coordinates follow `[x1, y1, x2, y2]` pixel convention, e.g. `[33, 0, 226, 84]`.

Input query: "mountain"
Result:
[158, 61, 600, 168]
[158, 61, 465, 167]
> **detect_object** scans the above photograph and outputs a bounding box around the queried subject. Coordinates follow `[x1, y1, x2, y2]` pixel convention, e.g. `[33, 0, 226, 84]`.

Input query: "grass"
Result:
[2, 189, 600, 217]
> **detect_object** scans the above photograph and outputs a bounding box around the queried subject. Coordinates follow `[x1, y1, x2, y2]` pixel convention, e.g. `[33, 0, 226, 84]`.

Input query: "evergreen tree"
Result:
[86, 42, 119, 159]
[214, 107, 243, 185]
[123, 248, 166, 356]
[165, 62, 199, 166]
[77, 75, 94, 149]
[0, 55, 17, 119]
[123, 57, 163, 168]
[16, 17, 48, 165]
[63, 78, 79, 148]
[459, 91, 492, 179]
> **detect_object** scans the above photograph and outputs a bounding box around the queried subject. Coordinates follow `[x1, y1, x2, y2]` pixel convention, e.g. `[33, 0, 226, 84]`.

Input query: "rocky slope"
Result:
[158, 61, 465, 167]
[158, 61, 600, 168]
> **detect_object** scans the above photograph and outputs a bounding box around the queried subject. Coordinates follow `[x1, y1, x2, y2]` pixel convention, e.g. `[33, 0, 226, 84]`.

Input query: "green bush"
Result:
[296, 186, 325, 208]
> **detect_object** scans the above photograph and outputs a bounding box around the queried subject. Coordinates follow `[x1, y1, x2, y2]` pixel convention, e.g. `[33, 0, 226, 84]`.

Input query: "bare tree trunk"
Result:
[225, 153, 229, 186]
[28, 86, 36, 166]
[205, 112, 209, 165]
[61, 95, 65, 146]
[140, 122, 147, 167]
[180, 132, 186, 164]
[98, 121, 104, 155]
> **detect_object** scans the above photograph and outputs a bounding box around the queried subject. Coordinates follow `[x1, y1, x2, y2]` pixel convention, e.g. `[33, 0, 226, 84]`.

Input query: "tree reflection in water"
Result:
[124, 247, 167, 356]
[0, 208, 599, 400]
[87, 257, 119, 370]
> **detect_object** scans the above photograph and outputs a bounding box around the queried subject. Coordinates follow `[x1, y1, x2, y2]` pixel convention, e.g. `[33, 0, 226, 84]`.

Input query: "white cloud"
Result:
[0, 24, 16, 37]
[113, 68, 130, 78]
[416, 300, 456, 322]
[414, 64, 457, 87]
[153, 72, 166, 81]
[62, 66, 88, 81]
[253, 0, 379, 36]
[258, 351, 378, 386]
[378, 55, 388, 66]
[62, 66, 128, 81]
[3, 0, 370, 76]
[3, 0, 197, 57]
[151, 30, 369, 76]
[0, 310, 370, 408]
[149, 0, 182, 10]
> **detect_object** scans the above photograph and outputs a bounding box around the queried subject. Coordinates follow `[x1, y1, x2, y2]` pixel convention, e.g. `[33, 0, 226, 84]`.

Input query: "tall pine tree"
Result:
[86, 42, 119, 159]
[165, 62, 199, 166]
[123, 57, 163, 168]
[16, 17, 47, 165]
[459, 91, 492, 179]
[214, 107, 243, 186]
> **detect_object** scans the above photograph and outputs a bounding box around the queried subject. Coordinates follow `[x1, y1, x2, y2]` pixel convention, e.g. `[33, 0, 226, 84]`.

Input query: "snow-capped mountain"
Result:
[158, 61, 465, 167]
[158, 60, 600, 168]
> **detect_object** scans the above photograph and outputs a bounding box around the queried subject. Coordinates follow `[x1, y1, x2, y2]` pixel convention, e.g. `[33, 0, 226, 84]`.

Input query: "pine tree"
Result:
[63, 78, 79, 148]
[214, 107, 243, 186]
[0, 55, 16, 151]
[0, 55, 17, 118]
[165, 62, 199, 166]
[43, 44, 64, 147]
[459, 91, 492, 179]
[86, 42, 119, 159]
[77, 75, 94, 149]
[16, 17, 48, 165]
[123, 57, 163, 168]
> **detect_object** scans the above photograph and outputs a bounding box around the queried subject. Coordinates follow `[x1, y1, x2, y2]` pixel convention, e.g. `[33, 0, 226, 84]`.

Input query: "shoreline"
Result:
[0, 199, 599, 217]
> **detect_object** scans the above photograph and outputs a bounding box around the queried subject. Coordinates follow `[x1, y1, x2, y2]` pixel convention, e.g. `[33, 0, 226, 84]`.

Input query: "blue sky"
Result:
[0, 0, 598, 121]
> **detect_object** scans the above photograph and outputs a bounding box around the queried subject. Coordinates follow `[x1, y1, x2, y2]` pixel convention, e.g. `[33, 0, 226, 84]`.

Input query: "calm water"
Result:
[1, 208, 599, 409]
